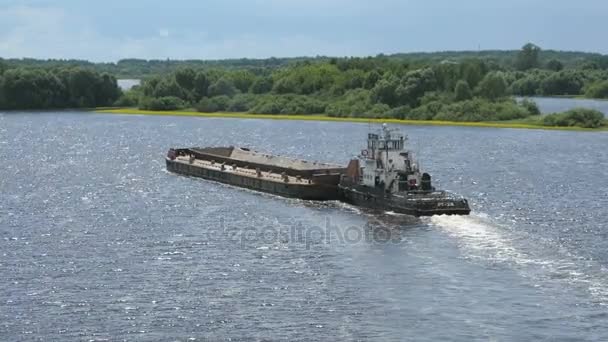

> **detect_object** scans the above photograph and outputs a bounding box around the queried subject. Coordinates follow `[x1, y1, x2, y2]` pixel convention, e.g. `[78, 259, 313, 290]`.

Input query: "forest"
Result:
[0, 65, 120, 109]
[1, 44, 607, 127]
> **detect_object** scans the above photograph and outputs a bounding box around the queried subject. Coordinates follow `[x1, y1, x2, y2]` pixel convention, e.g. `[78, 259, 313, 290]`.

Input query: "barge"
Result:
[166, 146, 345, 200]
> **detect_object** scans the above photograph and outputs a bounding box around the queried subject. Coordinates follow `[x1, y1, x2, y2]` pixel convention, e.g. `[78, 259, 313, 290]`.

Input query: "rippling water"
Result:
[1, 112, 607, 341]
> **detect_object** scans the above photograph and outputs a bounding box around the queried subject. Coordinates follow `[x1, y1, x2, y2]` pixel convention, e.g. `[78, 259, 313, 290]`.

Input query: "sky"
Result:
[0, 0, 607, 62]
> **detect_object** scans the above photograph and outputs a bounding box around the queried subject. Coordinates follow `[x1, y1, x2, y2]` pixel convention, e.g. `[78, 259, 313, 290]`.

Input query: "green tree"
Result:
[515, 43, 541, 70]
[395, 68, 437, 107]
[0, 67, 119, 109]
[174, 68, 196, 90]
[545, 59, 564, 71]
[520, 99, 540, 115]
[208, 77, 238, 97]
[580, 61, 600, 70]
[542, 108, 605, 128]
[250, 76, 273, 94]
[114, 88, 141, 107]
[585, 80, 608, 99]
[67, 68, 100, 107]
[540, 70, 585, 95]
[140, 76, 162, 97]
[0, 75, 5, 108]
[476, 72, 508, 100]
[95, 73, 121, 106]
[152, 78, 185, 99]
[370, 74, 399, 106]
[459, 59, 488, 88]
[193, 71, 210, 100]
[363, 70, 381, 89]
[196, 96, 231, 112]
[229, 70, 256, 93]
[509, 75, 541, 96]
[454, 80, 472, 101]
[140, 96, 185, 110]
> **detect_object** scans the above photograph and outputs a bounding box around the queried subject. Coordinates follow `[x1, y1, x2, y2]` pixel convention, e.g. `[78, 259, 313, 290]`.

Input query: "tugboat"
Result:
[338, 124, 471, 216]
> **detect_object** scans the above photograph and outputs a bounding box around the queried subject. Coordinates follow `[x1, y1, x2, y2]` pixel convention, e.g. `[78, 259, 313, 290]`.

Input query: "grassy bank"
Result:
[94, 108, 608, 131]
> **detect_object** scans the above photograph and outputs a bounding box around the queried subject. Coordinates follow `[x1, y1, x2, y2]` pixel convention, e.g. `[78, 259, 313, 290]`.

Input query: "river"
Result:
[117, 79, 141, 91]
[1, 112, 607, 341]
[520, 96, 608, 116]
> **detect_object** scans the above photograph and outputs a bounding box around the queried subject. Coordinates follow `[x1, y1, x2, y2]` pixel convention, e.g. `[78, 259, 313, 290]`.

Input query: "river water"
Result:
[1, 112, 607, 341]
[519, 96, 608, 116]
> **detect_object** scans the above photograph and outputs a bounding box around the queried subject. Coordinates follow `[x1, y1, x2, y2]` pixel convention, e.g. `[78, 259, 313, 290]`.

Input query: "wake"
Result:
[427, 213, 608, 306]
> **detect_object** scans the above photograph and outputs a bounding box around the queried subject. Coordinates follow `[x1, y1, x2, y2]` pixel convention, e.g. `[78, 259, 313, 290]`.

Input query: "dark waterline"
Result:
[1, 112, 607, 341]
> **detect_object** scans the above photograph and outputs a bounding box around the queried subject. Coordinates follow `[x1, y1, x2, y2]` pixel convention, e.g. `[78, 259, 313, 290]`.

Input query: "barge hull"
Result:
[166, 159, 339, 201]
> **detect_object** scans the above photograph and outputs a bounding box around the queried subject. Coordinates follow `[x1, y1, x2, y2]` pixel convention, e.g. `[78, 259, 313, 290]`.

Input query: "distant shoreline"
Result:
[94, 108, 608, 132]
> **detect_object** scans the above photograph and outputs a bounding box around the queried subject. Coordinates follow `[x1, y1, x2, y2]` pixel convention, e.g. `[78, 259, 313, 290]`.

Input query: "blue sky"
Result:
[1, 0, 606, 61]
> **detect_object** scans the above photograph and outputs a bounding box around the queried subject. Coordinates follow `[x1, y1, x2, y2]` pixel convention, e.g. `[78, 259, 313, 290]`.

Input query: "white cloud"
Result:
[0, 6, 69, 58]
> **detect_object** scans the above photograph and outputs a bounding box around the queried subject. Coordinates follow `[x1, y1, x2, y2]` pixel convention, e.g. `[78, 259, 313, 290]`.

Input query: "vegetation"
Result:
[0, 64, 120, 109]
[102, 43, 605, 124]
[1, 44, 607, 129]
[3, 47, 608, 78]
[585, 80, 608, 99]
[542, 108, 605, 128]
[96, 108, 607, 131]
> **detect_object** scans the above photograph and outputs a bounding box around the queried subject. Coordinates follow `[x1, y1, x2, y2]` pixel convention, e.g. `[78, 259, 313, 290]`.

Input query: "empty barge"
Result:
[166, 146, 346, 200]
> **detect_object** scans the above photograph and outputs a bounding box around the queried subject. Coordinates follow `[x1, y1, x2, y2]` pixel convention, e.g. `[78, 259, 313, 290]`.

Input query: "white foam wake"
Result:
[429, 213, 535, 264]
[427, 213, 608, 306]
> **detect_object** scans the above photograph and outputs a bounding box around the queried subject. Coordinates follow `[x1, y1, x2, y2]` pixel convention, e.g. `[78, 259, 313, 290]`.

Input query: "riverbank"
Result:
[94, 108, 608, 131]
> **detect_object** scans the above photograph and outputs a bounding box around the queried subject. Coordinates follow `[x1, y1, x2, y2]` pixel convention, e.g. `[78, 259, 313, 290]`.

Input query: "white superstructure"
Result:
[359, 124, 424, 193]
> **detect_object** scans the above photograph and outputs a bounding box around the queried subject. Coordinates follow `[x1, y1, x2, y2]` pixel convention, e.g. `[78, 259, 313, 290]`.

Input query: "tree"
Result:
[459, 59, 488, 88]
[0, 75, 5, 108]
[395, 68, 437, 107]
[152, 78, 185, 99]
[174, 68, 196, 90]
[250, 76, 273, 94]
[545, 59, 564, 71]
[540, 70, 585, 95]
[454, 80, 472, 101]
[193, 71, 210, 100]
[515, 43, 541, 70]
[542, 108, 605, 128]
[520, 99, 540, 115]
[140, 76, 162, 97]
[67, 68, 100, 107]
[585, 80, 608, 99]
[476, 72, 508, 100]
[0, 67, 119, 109]
[509, 75, 542, 96]
[370, 74, 399, 106]
[196, 96, 230, 112]
[229, 70, 256, 93]
[580, 61, 600, 70]
[363, 70, 381, 89]
[94, 73, 121, 106]
[140, 96, 185, 110]
[208, 77, 238, 97]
